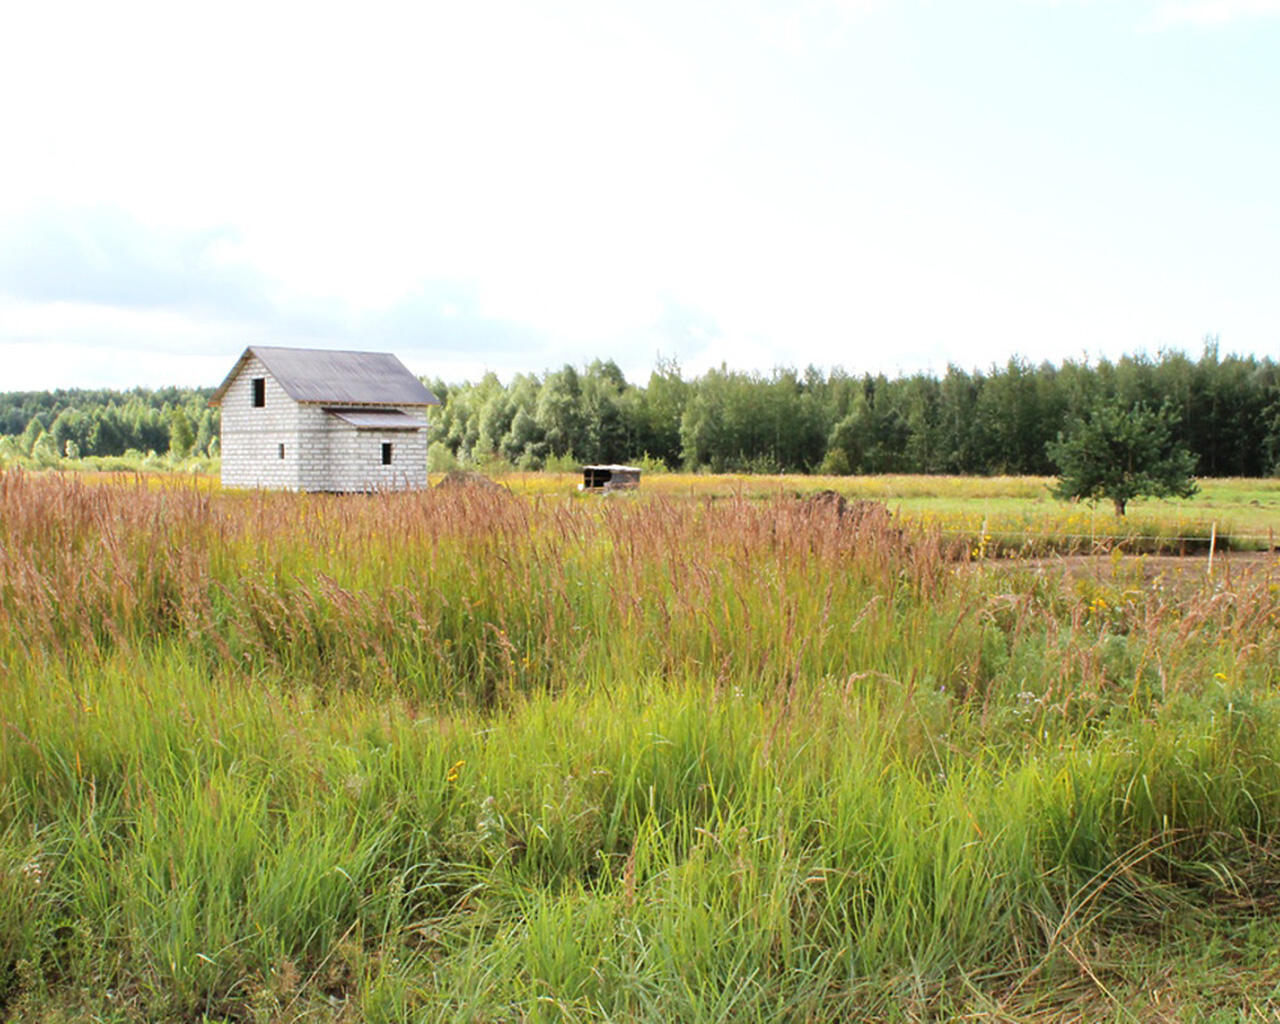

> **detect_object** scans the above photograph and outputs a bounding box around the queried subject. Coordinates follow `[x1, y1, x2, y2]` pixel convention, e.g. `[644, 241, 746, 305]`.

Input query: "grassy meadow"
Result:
[3, 469, 1280, 1021]
[502, 471, 1280, 554]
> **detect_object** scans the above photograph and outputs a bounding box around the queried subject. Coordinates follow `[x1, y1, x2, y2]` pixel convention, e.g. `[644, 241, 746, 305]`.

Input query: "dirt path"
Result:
[1011, 549, 1280, 588]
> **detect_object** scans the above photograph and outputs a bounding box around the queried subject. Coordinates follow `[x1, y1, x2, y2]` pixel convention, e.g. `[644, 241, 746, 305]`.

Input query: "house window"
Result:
[278, 443, 285, 460]
[252, 378, 266, 408]
[381, 442, 393, 466]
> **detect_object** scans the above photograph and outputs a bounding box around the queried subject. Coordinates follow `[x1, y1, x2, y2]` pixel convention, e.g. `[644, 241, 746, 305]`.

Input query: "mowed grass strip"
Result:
[2, 471, 1280, 1021]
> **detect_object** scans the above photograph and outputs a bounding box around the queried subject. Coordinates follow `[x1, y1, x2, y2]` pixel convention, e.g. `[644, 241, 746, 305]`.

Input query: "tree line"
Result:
[2, 341, 1277, 477]
[427, 341, 1280, 477]
[0, 388, 218, 462]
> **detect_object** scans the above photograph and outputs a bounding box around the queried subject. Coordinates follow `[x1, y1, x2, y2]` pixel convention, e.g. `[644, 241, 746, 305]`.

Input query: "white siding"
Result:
[220, 355, 303, 489]
[220, 355, 429, 491]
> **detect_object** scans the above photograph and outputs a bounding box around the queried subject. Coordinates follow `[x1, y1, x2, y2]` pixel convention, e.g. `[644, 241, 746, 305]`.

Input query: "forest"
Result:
[426, 340, 1280, 477]
[0, 386, 218, 462]
[2, 341, 1278, 476]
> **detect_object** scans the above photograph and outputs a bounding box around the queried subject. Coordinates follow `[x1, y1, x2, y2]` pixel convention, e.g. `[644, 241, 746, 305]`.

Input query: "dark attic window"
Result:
[278, 443, 285, 460]
[381, 442, 393, 466]
[252, 378, 265, 407]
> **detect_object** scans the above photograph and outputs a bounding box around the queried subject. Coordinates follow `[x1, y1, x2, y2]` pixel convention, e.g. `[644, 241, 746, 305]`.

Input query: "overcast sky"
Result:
[1, 0, 1277, 390]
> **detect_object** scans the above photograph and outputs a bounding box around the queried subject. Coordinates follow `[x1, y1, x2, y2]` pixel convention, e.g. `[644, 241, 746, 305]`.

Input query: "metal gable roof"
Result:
[209, 346, 440, 407]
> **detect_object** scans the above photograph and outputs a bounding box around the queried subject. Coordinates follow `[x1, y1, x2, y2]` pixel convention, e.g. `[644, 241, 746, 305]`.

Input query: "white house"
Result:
[209, 346, 440, 491]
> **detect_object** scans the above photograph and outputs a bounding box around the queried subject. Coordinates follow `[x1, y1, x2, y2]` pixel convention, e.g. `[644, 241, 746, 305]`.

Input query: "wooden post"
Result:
[1208, 521, 1217, 576]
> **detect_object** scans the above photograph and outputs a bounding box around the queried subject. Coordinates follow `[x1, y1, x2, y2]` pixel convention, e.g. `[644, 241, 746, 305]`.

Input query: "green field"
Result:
[3, 471, 1280, 1021]
[501, 471, 1280, 552]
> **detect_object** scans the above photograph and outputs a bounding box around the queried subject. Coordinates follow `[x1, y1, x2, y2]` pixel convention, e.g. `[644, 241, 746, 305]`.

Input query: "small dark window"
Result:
[278, 443, 285, 460]
[381, 442, 393, 465]
[252, 378, 265, 407]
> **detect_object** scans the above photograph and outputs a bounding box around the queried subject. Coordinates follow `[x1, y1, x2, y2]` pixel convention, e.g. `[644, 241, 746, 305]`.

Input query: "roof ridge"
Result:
[209, 346, 439, 408]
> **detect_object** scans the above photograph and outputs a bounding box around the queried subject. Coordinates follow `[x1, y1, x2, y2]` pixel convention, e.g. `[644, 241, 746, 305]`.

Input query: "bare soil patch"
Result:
[1014, 549, 1280, 589]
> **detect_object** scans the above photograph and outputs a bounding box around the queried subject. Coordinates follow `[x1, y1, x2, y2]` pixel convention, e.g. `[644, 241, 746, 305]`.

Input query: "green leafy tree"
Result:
[87, 408, 125, 456]
[31, 430, 61, 467]
[19, 418, 45, 456]
[475, 390, 514, 459]
[937, 365, 984, 472]
[1047, 401, 1198, 516]
[499, 375, 545, 466]
[535, 366, 585, 459]
[679, 365, 748, 471]
[194, 409, 216, 456]
[579, 359, 629, 464]
[637, 356, 688, 468]
[169, 409, 196, 458]
[50, 408, 89, 457]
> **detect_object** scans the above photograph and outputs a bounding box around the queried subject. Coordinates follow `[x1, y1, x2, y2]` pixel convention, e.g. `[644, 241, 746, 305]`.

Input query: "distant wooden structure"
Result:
[580, 464, 641, 492]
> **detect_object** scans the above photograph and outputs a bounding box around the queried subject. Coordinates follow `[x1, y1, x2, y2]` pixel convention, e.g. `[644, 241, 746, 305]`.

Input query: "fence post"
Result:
[1208, 521, 1217, 576]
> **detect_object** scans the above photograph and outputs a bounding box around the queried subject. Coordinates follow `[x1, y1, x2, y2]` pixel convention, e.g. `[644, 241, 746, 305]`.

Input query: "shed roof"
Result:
[210, 346, 440, 407]
[326, 409, 431, 431]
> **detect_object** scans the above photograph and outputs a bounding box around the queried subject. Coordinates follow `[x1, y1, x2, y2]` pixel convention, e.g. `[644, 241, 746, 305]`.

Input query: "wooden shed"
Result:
[580, 464, 642, 491]
[209, 346, 439, 491]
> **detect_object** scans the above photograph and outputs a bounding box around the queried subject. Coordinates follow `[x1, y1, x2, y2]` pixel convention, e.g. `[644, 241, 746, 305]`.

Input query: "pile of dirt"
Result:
[804, 490, 893, 526]
[434, 470, 505, 492]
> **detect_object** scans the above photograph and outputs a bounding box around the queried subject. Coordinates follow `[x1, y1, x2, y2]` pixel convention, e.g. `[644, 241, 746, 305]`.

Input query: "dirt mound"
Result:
[804, 490, 892, 526]
[435, 470, 504, 492]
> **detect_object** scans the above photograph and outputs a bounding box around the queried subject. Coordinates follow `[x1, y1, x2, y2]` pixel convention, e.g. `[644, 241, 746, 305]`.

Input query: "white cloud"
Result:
[1, 0, 1276, 392]
[0, 301, 243, 389]
[1149, 0, 1280, 26]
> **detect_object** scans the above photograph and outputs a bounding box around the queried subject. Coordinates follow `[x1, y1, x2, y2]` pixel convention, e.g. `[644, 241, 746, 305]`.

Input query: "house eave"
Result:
[300, 399, 438, 408]
[208, 347, 254, 407]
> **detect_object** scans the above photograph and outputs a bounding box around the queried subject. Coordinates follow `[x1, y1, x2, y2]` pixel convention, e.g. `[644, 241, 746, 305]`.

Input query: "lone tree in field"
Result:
[1047, 401, 1198, 516]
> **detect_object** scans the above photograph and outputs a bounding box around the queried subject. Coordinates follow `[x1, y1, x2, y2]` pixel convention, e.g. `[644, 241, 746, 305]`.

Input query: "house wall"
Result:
[220, 355, 303, 490]
[294, 408, 429, 492]
[220, 355, 428, 491]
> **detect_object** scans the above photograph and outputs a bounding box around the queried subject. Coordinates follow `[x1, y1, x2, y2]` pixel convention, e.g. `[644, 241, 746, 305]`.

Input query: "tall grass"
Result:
[2, 470, 1280, 1021]
[494, 470, 1280, 552]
